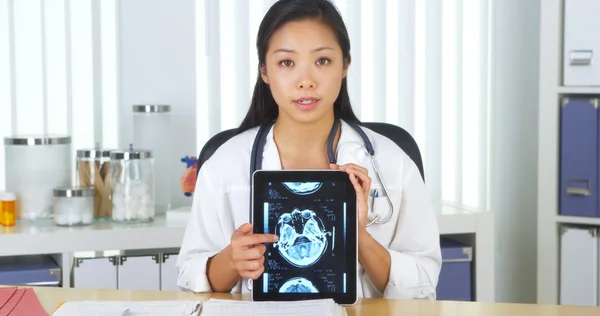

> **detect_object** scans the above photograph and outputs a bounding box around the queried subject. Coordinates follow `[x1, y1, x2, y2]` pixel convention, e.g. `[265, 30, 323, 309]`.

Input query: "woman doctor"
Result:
[177, 0, 442, 299]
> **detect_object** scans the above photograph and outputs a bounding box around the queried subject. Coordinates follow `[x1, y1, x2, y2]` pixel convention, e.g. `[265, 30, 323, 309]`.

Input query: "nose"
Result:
[297, 73, 317, 90]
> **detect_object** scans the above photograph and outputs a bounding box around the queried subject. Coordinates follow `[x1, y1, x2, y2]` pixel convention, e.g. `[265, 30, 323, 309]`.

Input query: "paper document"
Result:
[52, 300, 201, 316]
[200, 299, 345, 316]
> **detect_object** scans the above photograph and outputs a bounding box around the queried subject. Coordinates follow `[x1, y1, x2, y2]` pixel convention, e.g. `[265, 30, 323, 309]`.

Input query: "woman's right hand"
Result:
[230, 223, 278, 280]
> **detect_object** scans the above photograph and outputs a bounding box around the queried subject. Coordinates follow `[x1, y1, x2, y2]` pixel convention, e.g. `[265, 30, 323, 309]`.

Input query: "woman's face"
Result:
[261, 19, 347, 125]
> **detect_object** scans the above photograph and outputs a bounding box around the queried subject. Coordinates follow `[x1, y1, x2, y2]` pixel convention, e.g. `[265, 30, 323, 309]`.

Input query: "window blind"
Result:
[0, 0, 491, 212]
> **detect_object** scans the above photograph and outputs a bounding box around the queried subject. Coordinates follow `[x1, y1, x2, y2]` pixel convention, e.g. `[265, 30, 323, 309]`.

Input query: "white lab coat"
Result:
[176, 119, 442, 299]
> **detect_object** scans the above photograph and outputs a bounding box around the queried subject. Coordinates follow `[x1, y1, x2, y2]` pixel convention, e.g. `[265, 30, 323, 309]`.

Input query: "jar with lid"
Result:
[110, 144, 155, 222]
[133, 105, 171, 214]
[4, 135, 72, 220]
[53, 187, 95, 226]
[76, 143, 115, 219]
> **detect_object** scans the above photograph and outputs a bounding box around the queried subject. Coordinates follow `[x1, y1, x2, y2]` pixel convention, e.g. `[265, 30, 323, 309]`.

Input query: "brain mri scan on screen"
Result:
[258, 176, 350, 297]
[274, 208, 332, 267]
[279, 277, 319, 293]
[282, 182, 323, 195]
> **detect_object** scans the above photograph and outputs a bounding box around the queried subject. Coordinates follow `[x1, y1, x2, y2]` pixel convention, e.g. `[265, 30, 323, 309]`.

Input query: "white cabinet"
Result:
[73, 256, 118, 289]
[559, 226, 598, 306]
[160, 254, 180, 291]
[563, 0, 600, 86]
[72, 251, 180, 291]
[117, 255, 161, 291]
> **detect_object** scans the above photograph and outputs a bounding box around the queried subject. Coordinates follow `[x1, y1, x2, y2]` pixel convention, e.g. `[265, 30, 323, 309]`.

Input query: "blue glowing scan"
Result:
[282, 182, 322, 195]
[273, 208, 331, 267]
[279, 277, 319, 293]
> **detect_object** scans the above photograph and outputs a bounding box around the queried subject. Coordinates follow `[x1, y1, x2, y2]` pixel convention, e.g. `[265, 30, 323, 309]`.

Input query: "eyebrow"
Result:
[272, 46, 335, 54]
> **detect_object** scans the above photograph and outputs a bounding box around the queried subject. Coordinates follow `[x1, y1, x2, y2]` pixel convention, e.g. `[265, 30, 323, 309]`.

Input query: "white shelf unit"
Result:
[0, 209, 496, 302]
[537, 0, 600, 305]
[557, 87, 600, 94]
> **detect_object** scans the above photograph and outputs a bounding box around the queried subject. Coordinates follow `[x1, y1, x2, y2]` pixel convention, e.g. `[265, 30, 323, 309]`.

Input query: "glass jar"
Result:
[53, 187, 95, 226]
[0, 191, 17, 226]
[4, 135, 72, 220]
[110, 144, 155, 223]
[76, 143, 115, 219]
[133, 105, 172, 214]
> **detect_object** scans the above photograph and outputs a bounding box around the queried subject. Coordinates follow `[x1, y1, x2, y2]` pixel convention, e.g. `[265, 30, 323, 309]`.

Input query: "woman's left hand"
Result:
[330, 163, 371, 233]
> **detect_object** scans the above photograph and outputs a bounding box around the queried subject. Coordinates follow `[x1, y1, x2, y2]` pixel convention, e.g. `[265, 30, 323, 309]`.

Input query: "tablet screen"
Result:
[252, 171, 357, 304]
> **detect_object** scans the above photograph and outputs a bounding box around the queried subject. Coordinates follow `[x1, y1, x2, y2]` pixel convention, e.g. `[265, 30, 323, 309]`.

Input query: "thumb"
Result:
[235, 223, 253, 235]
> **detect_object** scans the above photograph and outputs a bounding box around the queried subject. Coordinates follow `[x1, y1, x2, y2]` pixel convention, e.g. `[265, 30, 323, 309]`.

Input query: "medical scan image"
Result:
[262, 180, 348, 295]
[278, 277, 319, 293]
[273, 208, 332, 267]
[282, 182, 322, 195]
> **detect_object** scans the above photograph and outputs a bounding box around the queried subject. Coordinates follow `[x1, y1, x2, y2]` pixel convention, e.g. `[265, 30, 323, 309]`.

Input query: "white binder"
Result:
[563, 0, 600, 86]
[559, 226, 598, 306]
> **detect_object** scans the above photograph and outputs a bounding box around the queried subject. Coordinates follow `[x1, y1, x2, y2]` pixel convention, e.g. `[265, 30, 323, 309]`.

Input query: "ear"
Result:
[343, 54, 351, 78]
[260, 65, 269, 84]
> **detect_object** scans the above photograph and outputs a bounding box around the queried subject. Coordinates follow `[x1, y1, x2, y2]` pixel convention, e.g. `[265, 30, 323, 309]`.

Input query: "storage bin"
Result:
[559, 226, 598, 306]
[72, 255, 118, 289]
[0, 255, 61, 287]
[436, 238, 473, 301]
[559, 98, 600, 217]
[563, 0, 600, 86]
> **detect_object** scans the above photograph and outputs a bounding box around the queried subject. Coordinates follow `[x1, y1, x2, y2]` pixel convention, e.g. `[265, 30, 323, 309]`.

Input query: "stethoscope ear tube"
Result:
[366, 153, 394, 226]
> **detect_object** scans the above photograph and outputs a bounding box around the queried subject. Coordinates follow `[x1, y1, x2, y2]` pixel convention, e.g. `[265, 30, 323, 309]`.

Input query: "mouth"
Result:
[293, 97, 320, 111]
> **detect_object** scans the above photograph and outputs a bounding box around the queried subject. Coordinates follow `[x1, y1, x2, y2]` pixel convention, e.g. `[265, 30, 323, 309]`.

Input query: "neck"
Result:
[272, 113, 340, 167]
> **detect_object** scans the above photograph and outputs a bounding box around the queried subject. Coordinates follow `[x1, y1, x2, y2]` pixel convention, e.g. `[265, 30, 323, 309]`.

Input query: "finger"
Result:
[250, 266, 265, 280]
[237, 257, 265, 272]
[350, 168, 372, 194]
[233, 223, 253, 236]
[329, 163, 339, 170]
[239, 265, 265, 280]
[340, 163, 369, 175]
[237, 244, 267, 260]
[237, 234, 278, 247]
[348, 172, 364, 199]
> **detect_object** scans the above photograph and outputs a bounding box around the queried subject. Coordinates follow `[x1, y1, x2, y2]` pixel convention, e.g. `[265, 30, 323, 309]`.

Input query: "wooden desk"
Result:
[31, 286, 599, 316]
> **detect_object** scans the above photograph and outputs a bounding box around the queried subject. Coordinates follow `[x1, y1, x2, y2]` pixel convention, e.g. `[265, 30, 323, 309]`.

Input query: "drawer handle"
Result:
[566, 179, 590, 196]
[569, 50, 593, 66]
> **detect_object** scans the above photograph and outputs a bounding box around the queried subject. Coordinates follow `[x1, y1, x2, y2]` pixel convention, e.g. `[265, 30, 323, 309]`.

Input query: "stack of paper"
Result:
[0, 287, 47, 316]
[200, 299, 345, 316]
[52, 300, 202, 316]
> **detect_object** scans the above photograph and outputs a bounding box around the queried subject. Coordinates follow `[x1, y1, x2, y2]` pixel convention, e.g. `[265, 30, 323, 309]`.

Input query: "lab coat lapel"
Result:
[259, 125, 283, 171]
[257, 120, 370, 170]
[335, 120, 370, 168]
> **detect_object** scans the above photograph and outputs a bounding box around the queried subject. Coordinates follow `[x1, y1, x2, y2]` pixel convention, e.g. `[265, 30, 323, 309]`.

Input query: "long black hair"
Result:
[236, 0, 361, 134]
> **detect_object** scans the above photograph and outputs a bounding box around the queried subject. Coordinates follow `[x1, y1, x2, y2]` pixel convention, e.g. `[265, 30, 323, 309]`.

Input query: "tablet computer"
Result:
[251, 170, 358, 305]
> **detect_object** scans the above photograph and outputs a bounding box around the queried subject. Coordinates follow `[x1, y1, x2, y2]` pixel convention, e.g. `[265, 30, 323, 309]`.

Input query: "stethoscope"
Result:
[249, 117, 395, 227]
[244, 117, 395, 292]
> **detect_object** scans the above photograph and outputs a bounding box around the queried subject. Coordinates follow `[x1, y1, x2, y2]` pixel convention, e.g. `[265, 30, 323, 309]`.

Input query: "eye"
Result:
[279, 60, 294, 67]
[316, 58, 330, 65]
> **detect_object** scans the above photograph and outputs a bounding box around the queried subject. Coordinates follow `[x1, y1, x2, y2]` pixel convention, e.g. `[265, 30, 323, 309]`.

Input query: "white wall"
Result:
[490, 0, 540, 303]
[114, 0, 544, 304]
[118, 0, 197, 209]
